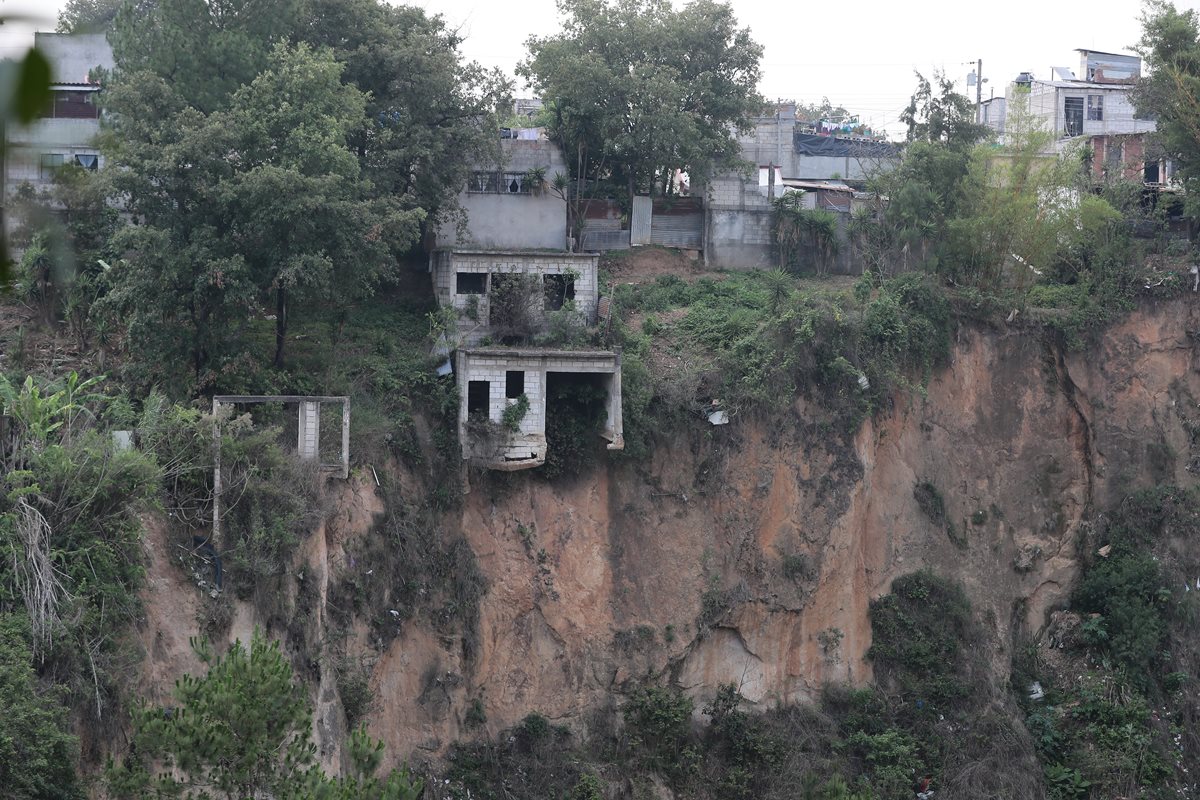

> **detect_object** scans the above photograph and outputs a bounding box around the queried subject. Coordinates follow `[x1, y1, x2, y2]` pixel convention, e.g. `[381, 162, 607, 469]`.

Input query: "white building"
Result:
[6, 33, 113, 198]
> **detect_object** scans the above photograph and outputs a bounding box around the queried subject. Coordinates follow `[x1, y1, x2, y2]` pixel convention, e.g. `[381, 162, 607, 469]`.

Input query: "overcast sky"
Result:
[3, 0, 1197, 138]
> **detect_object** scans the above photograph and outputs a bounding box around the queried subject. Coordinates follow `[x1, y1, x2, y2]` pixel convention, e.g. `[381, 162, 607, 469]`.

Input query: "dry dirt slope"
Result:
[127, 295, 1200, 775]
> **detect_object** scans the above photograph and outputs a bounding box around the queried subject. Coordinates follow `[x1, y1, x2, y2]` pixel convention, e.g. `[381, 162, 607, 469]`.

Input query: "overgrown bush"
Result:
[0, 613, 82, 800]
[867, 570, 973, 706]
[0, 373, 160, 715]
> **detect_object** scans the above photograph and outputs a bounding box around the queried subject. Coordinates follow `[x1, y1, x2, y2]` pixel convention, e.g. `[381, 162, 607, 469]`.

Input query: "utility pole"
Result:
[976, 58, 983, 122]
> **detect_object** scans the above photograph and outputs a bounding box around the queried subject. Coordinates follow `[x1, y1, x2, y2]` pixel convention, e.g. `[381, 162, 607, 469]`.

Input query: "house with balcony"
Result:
[999, 50, 1173, 184]
[431, 129, 622, 471]
[6, 33, 113, 200]
[435, 130, 570, 251]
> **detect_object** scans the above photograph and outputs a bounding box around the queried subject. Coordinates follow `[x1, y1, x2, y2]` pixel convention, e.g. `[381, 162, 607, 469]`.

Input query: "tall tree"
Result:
[304, 0, 511, 232]
[1136, 0, 1200, 215]
[520, 0, 764, 202]
[100, 42, 418, 382]
[109, 0, 303, 114]
[98, 0, 507, 386]
[57, 0, 126, 33]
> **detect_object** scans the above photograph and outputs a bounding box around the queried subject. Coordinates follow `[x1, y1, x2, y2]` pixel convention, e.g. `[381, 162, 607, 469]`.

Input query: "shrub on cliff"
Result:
[867, 570, 973, 707]
[0, 613, 82, 800]
[107, 631, 422, 800]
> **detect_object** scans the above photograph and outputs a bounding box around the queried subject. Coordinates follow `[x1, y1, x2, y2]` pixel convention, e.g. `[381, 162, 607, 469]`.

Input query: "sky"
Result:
[2, 0, 1198, 139]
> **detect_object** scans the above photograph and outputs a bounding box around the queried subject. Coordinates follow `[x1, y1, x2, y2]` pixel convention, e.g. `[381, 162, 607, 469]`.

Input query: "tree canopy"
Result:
[57, 0, 126, 33]
[520, 0, 764, 201]
[1136, 0, 1200, 213]
[94, 0, 506, 388]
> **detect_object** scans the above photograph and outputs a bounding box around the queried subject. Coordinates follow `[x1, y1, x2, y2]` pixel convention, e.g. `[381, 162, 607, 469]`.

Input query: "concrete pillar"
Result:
[298, 401, 320, 461]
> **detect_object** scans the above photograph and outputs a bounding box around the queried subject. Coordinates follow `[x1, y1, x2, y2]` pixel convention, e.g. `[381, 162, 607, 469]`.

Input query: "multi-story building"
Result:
[995, 50, 1173, 184]
[705, 102, 898, 269]
[6, 33, 114, 199]
[431, 129, 624, 471]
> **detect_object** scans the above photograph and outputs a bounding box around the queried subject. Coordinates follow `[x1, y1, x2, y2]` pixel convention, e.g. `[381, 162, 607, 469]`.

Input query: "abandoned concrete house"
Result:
[431, 130, 622, 471]
[435, 129, 571, 251]
[431, 249, 601, 346]
[455, 348, 623, 469]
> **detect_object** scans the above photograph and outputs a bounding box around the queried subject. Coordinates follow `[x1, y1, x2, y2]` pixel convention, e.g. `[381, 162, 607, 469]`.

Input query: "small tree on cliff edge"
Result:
[107, 630, 422, 800]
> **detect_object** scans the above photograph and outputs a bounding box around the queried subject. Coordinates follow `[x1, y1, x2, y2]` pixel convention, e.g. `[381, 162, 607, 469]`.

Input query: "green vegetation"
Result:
[1137, 2, 1200, 217]
[107, 631, 422, 799]
[0, 613, 82, 800]
[521, 0, 763, 205]
[0, 373, 158, 716]
[611, 269, 951, 450]
[772, 193, 840, 273]
[1013, 486, 1200, 797]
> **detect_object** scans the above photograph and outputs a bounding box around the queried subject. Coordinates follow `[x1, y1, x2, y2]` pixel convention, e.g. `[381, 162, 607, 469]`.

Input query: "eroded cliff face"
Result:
[131, 297, 1200, 772]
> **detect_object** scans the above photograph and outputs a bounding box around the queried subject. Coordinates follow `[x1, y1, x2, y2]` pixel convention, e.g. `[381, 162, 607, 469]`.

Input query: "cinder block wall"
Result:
[432, 251, 601, 344]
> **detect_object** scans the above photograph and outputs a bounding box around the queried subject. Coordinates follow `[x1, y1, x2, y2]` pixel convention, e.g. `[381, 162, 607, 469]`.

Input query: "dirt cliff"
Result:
[132, 296, 1200, 772]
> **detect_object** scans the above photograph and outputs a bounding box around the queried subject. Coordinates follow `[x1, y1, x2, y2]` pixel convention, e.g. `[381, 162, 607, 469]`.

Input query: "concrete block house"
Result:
[431, 249, 601, 346]
[996, 50, 1173, 184]
[5, 33, 114, 202]
[705, 103, 899, 269]
[432, 130, 623, 470]
[436, 132, 570, 251]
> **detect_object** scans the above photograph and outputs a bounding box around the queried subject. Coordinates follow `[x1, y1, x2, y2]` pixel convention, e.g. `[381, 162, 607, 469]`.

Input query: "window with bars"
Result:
[468, 171, 532, 194]
[1087, 95, 1104, 121]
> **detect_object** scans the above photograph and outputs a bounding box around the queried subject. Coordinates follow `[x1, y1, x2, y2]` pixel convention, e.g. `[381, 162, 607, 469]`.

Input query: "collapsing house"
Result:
[431, 129, 623, 470]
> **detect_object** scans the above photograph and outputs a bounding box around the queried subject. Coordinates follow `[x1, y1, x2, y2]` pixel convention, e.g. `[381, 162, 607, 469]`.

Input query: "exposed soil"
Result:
[110, 294, 1200, 777]
[601, 246, 724, 284]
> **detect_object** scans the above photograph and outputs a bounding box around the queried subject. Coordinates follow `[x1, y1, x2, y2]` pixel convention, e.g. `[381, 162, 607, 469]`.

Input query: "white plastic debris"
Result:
[857, 373, 870, 391]
[708, 409, 729, 425]
[1028, 681, 1045, 701]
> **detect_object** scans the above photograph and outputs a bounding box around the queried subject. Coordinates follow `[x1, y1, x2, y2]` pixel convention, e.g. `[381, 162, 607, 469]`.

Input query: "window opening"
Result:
[456, 272, 487, 294]
[74, 153, 98, 171]
[506, 371, 525, 399]
[1064, 97, 1084, 137]
[543, 274, 576, 311]
[1087, 94, 1103, 121]
[39, 153, 64, 179]
[757, 166, 781, 187]
[1106, 140, 1123, 169]
[467, 381, 490, 416]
